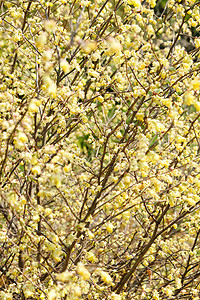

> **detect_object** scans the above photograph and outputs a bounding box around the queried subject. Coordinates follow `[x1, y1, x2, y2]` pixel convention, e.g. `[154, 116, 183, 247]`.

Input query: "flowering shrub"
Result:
[1, 0, 200, 299]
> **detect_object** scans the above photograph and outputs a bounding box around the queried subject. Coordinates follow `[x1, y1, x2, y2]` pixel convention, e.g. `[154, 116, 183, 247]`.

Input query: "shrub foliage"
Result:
[1, 0, 200, 299]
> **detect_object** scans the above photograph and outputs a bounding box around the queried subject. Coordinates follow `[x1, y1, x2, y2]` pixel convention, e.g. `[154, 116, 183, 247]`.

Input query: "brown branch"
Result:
[113, 204, 170, 294]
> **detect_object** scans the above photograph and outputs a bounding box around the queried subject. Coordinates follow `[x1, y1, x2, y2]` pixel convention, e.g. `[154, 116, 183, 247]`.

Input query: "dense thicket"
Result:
[1, 0, 200, 299]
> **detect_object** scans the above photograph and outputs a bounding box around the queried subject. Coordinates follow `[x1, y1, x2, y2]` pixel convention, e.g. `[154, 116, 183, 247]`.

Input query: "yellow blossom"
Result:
[194, 101, 200, 111]
[51, 174, 62, 188]
[60, 59, 70, 73]
[44, 208, 52, 216]
[77, 262, 90, 280]
[81, 40, 97, 54]
[87, 251, 98, 263]
[18, 132, 28, 143]
[28, 99, 41, 113]
[56, 271, 72, 282]
[106, 222, 114, 233]
[195, 38, 200, 48]
[44, 19, 56, 32]
[111, 293, 121, 300]
[191, 77, 200, 90]
[48, 289, 57, 300]
[63, 164, 72, 173]
[184, 91, 195, 105]
[100, 271, 113, 284]
[127, 0, 141, 8]
[31, 165, 41, 175]
[47, 82, 57, 97]
[107, 37, 122, 55]
[36, 32, 47, 49]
